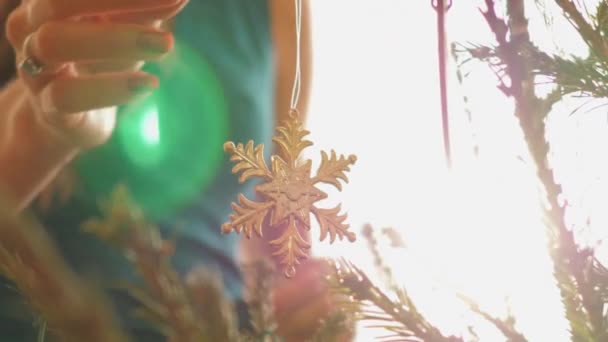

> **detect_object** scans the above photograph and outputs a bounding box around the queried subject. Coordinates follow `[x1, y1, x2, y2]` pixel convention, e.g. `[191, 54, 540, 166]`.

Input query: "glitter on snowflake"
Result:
[222, 111, 357, 277]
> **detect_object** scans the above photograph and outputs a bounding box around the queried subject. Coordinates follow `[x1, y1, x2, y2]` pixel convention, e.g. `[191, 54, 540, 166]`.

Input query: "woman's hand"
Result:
[5, 0, 188, 150]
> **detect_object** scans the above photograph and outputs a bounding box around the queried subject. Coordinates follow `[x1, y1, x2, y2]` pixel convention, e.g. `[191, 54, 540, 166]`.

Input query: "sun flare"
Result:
[304, 1, 595, 340]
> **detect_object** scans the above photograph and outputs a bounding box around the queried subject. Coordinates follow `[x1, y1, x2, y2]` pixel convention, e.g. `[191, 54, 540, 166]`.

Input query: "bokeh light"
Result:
[77, 39, 229, 220]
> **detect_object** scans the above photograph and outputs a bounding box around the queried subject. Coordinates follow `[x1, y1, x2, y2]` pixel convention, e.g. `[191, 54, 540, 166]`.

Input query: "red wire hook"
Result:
[431, 0, 452, 168]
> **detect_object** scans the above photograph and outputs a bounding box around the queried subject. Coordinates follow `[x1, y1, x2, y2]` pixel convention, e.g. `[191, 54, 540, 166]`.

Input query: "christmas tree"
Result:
[3, 1, 608, 341]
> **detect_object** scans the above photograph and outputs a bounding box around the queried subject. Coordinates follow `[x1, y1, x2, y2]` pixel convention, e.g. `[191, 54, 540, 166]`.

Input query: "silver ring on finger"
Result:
[19, 34, 46, 77]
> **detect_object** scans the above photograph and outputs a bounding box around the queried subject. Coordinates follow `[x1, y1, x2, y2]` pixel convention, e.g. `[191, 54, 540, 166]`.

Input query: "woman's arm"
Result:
[271, 0, 312, 124]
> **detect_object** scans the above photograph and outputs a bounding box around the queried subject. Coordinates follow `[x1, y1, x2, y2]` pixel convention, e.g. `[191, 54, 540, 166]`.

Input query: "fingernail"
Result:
[128, 76, 159, 94]
[136, 32, 173, 54]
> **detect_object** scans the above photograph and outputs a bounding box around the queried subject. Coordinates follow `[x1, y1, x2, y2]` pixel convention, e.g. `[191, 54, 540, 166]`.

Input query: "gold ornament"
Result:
[222, 111, 357, 277]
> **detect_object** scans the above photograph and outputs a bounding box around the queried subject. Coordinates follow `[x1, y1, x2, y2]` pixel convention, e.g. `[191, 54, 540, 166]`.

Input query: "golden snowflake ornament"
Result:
[221, 111, 357, 277]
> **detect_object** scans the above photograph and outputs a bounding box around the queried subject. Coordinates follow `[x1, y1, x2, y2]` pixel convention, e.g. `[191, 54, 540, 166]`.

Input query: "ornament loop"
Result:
[431, 0, 453, 11]
[284, 266, 296, 278]
[288, 108, 299, 120]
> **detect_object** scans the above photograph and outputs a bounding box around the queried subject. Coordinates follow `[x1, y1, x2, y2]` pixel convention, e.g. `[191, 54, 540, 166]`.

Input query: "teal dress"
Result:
[0, 0, 275, 340]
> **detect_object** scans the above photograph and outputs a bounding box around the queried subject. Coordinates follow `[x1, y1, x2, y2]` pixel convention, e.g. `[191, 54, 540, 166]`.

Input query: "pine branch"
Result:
[457, 294, 527, 342]
[481, 0, 509, 47]
[363, 225, 528, 341]
[507, 2, 605, 340]
[588, 260, 608, 326]
[530, 50, 608, 100]
[362, 225, 414, 309]
[555, 0, 608, 61]
[241, 260, 280, 341]
[478, 1, 606, 340]
[0, 195, 129, 342]
[83, 186, 205, 342]
[461, 13, 608, 102]
[308, 310, 355, 342]
[330, 259, 462, 342]
[596, 2, 608, 38]
[381, 227, 407, 248]
[185, 268, 239, 342]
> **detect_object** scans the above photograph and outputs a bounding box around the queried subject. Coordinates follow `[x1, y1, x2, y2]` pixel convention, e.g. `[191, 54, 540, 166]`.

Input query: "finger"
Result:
[26, 0, 182, 29]
[29, 22, 173, 65]
[6, 6, 28, 50]
[76, 61, 146, 75]
[108, 0, 189, 24]
[39, 71, 159, 115]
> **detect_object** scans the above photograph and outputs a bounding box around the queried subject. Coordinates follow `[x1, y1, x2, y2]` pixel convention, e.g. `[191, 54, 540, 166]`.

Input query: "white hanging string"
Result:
[290, 0, 303, 110]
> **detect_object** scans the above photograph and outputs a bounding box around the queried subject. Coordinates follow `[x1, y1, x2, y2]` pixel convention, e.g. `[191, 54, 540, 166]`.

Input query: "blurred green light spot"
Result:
[118, 99, 166, 167]
[77, 39, 229, 219]
[141, 107, 160, 145]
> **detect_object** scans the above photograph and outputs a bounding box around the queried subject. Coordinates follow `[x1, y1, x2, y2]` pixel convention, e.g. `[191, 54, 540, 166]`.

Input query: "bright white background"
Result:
[304, 1, 608, 341]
